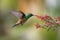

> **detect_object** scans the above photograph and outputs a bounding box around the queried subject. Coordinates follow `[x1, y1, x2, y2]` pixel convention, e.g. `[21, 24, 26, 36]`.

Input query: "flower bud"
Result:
[34, 23, 40, 29]
[35, 15, 44, 20]
[44, 15, 52, 20]
[56, 21, 60, 24]
[55, 17, 60, 21]
[44, 21, 51, 26]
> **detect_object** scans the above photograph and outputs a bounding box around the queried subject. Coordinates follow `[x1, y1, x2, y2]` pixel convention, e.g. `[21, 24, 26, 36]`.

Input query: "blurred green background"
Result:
[0, 0, 60, 40]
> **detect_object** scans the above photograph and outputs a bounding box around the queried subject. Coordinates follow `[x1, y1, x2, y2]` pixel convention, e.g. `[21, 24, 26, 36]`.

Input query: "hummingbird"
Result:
[10, 10, 33, 27]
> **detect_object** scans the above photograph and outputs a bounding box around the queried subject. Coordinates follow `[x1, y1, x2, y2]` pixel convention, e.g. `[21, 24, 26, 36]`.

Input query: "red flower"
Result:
[44, 15, 50, 19]
[56, 21, 60, 24]
[44, 21, 51, 26]
[55, 17, 60, 21]
[34, 23, 40, 29]
[44, 15, 49, 19]
[35, 15, 44, 20]
[43, 15, 53, 21]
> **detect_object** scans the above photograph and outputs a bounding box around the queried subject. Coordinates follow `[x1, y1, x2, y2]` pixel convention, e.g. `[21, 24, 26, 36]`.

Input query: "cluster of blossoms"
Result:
[34, 15, 60, 31]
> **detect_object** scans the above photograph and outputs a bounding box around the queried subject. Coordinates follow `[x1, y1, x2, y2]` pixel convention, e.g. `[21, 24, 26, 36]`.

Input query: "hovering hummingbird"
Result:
[10, 10, 33, 27]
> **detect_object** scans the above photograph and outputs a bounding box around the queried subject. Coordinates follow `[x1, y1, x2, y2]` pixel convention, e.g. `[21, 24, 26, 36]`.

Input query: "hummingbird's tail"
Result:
[12, 24, 18, 27]
[12, 23, 23, 27]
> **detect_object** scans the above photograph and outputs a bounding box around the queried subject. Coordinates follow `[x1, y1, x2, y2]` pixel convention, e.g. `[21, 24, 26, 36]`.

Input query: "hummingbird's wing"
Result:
[10, 10, 25, 19]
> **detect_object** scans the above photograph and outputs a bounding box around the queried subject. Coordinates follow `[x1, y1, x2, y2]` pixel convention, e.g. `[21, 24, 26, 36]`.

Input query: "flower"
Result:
[35, 15, 44, 20]
[44, 21, 52, 26]
[44, 15, 49, 19]
[56, 21, 60, 24]
[43, 15, 52, 20]
[54, 17, 60, 24]
[34, 14, 60, 31]
[34, 23, 40, 29]
[55, 16, 60, 21]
